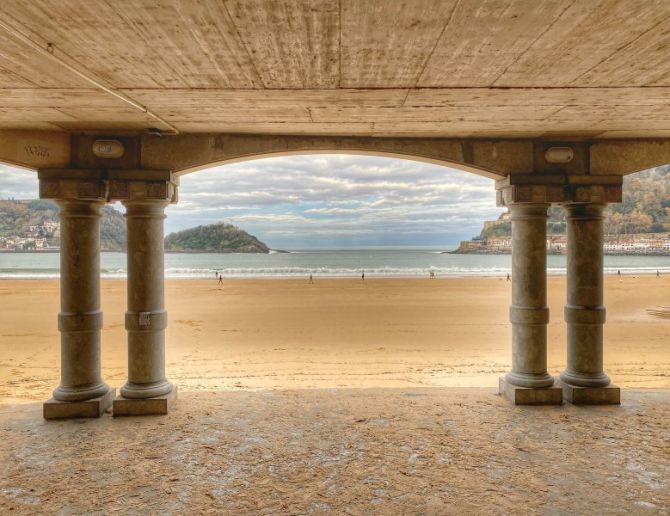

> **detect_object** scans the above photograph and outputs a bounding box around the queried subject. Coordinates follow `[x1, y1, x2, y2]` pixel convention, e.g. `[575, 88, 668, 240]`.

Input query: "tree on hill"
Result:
[0, 200, 127, 251]
[608, 165, 670, 234]
[480, 165, 669, 238]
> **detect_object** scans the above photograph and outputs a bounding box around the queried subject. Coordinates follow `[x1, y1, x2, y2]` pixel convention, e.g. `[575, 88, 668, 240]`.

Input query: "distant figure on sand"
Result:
[218, 274, 223, 285]
[657, 270, 661, 277]
[362, 271, 365, 281]
[309, 274, 313, 283]
[429, 271, 435, 279]
[506, 273, 510, 282]
[617, 269, 621, 277]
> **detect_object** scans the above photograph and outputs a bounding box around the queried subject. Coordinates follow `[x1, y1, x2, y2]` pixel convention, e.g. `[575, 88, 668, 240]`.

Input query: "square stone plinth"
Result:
[499, 377, 563, 405]
[43, 388, 116, 420]
[557, 380, 620, 405]
[113, 386, 178, 416]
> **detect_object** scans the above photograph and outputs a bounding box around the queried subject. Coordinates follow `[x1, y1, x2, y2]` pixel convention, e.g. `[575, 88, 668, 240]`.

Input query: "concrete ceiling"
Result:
[1, 0, 669, 138]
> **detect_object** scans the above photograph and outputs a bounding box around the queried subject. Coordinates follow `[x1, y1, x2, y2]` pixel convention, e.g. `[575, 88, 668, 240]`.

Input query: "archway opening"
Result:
[158, 153, 517, 391]
[168, 153, 501, 252]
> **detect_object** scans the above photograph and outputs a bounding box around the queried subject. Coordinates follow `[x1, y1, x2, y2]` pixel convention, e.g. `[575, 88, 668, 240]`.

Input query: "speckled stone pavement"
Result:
[1, 388, 669, 514]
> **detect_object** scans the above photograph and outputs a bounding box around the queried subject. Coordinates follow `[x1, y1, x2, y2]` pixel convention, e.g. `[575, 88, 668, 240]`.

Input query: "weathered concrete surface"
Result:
[1, 389, 669, 514]
[0, 131, 70, 170]
[1, 1, 670, 138]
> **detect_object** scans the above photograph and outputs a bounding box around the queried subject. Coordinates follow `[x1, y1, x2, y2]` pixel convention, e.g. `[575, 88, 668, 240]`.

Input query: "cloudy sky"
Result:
[1, 155, 503, 249]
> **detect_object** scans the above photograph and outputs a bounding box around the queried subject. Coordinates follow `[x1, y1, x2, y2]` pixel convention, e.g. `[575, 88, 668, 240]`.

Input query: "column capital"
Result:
[495, 173, 623, 206]
[563, 175, 622, 204]
[37, 169, 107, 201]
[108, 170, 178, 204]
[495, 175, 566, 207]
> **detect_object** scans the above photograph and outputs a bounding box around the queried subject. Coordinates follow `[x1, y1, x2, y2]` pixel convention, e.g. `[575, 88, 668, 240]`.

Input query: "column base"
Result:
[557, 379, 620, 405]
[44, 388, 115, 420]
[113, 385, 177, 416]
[499, 377, 563, 405]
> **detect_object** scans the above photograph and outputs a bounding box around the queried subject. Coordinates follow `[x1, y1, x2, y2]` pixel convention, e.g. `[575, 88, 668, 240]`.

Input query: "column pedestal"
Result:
[44, 390, 116, 419]
[498, 203, 562, 405]
[113, 385, 178, 416]
[559, 203, 619, 404]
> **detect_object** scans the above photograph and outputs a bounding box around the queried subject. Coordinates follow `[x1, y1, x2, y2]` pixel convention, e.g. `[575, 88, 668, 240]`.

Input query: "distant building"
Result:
[0, 218, 60, 251]
[453, 221, 670, 255]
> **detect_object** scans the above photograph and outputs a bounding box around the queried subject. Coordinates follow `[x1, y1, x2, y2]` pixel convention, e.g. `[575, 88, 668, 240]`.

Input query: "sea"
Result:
[1, 248, 669, 279]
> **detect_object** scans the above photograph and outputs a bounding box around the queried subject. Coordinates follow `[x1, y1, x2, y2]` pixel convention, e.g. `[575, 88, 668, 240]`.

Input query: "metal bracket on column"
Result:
[125, 310, 168, 332]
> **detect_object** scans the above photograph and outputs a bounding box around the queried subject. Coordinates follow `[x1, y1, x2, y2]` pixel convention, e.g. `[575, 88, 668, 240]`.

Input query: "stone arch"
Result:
[140, 134, 531, 180]
[176, 149, 503, 180]
[0, 158, 36, 173]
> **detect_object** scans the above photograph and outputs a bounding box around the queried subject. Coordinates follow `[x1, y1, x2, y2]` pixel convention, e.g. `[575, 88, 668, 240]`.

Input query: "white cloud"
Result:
[0, 164, 38, 199]
[1, 155, 503, 248]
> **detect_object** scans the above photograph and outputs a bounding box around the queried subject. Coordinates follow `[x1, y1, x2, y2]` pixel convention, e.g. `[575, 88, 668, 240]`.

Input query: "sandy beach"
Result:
[0, 275, 668, 405]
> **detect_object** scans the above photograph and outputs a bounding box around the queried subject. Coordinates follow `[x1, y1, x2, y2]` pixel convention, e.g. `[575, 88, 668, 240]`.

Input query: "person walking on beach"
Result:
[657, 270, 661, 277]
[362, 271, 365, 281]
[309, 274, 313, 283]
[506, 273, 510, 282]
[617, 269, 621, 277]
[218, 274, 223, 285]
[429, 270, 435, 279]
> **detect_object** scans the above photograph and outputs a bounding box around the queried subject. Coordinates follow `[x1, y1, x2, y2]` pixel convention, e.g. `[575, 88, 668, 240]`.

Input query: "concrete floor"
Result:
[1, 388, 669, 514]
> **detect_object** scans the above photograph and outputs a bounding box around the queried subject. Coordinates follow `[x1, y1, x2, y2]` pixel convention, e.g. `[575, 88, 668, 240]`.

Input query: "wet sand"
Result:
[0, 275, 668, 404]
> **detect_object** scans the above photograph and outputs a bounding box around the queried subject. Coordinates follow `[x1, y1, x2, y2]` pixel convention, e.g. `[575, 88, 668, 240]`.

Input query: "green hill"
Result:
[0, 199, 126, 251]
[164, 222, 270, 253]
[480, 165, 670, 238]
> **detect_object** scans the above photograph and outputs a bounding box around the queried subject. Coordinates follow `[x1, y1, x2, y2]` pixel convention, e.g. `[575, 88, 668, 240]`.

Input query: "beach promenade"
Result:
[1, 388, 669, 513]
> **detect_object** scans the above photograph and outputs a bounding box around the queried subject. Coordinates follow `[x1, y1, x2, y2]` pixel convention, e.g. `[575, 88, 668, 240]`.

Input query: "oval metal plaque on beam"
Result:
[92, 140, 125, 159]
[544, 147, 574, 164]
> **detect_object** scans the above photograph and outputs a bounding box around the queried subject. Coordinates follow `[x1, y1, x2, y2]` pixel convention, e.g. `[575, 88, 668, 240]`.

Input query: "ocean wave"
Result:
[2, 265, 669, 279]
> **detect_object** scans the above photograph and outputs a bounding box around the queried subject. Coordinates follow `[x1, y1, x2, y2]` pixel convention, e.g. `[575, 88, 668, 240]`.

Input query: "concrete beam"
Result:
[2, 130, 669, 179]
[590, 140, 670, 175]
[0, 130, 70, 170]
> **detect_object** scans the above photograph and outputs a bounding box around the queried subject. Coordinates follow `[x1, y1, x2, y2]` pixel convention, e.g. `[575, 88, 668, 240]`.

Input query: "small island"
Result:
[164, 222, 270, 253]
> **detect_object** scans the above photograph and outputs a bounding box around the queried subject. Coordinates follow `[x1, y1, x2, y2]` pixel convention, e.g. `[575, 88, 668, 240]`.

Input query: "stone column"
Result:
[38, 170, 114, 419]
[498, 204, 562, 404]
[109, 171, 178, 416]
[559, 203, 620, 404]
